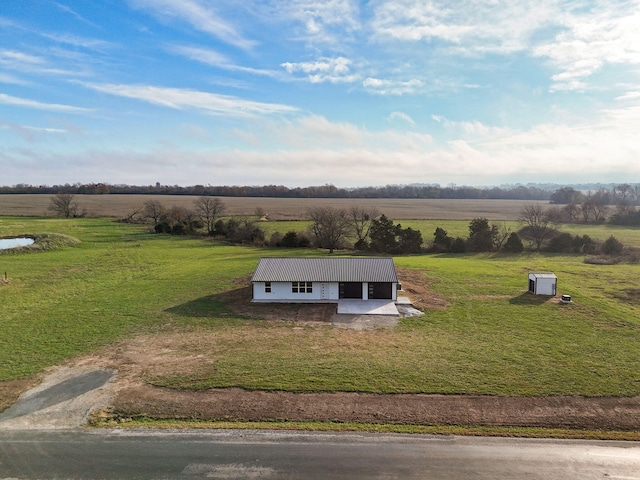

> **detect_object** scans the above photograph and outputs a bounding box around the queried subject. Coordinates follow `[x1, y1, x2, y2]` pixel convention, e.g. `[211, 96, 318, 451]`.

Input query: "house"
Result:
[251, 257, 399, 303]
[528, 272, 557, 296]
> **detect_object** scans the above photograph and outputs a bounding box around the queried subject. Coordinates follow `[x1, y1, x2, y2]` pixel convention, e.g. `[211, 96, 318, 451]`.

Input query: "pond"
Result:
[0, 238, 34, 250]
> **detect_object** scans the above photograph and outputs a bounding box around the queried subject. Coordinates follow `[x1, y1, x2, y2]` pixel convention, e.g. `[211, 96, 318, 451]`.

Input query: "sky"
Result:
[1, 0, 640, 188]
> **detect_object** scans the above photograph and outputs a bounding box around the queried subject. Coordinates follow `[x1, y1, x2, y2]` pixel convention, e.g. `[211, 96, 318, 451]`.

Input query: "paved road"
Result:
[1, 429, 639, 479]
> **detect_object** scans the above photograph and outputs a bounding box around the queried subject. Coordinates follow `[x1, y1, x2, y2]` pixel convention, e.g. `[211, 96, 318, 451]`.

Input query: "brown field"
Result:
[0, 194, 547, 220]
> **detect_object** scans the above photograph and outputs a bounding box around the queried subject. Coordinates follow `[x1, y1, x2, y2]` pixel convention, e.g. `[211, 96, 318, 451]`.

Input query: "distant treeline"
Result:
[0, 182, 554, 200]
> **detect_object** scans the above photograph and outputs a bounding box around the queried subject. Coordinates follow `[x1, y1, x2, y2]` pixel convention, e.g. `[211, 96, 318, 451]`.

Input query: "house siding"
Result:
[253, 281, 397, 302]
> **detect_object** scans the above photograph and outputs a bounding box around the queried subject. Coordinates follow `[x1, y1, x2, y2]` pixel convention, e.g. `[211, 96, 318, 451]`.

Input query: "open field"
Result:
[1, 216, 640, 406]
[0, 194, 548, 220]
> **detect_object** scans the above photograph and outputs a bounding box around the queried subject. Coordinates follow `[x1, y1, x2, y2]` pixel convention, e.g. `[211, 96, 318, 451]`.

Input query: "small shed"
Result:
[528, 272, 557, 296]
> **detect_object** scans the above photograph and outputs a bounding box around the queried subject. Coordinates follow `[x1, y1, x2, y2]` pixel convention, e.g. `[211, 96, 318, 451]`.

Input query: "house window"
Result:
[292, 281, 312, 293]
[265, 282, 271, 293]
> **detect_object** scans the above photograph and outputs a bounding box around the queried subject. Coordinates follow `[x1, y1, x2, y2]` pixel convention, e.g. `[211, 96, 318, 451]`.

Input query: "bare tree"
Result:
[613, 183, 635, 216]
[492, 223, 512, 251]
[194, 196, 226, 234]
[48, 193, 78, 218]
[348, 206, 379, 247]
[590, 190, 610, 223]
[518, 203, 557, 251]
[120, 206, 143, 223]
[307, 206, 350, 253]
[143, 200, 166, 226]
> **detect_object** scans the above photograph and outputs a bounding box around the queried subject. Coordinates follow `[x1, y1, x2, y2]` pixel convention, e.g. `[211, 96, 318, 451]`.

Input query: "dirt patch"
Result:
[397, 269, 447, 311]
[112, 387, 640, 431]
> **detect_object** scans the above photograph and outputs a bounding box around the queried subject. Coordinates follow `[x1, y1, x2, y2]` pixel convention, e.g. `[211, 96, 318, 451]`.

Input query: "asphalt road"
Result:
[1, 429, 639, 479]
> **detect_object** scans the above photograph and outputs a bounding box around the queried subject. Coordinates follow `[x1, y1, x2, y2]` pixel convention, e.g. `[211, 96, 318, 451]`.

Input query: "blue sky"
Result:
[1, 0, 639, 188]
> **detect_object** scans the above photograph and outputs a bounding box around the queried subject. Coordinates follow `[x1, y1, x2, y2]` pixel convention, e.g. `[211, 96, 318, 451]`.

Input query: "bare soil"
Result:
[0, 194, 545, 220]
[2, 268, 639, 432]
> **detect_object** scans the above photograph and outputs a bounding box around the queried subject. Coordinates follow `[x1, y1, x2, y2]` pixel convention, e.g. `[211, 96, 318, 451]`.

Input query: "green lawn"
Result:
[1, 217, 639, 398]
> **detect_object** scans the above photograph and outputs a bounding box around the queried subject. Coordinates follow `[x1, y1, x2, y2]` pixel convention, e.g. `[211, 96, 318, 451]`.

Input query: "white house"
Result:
[528, 272, 557, 296]
[251, 257, 399, 303]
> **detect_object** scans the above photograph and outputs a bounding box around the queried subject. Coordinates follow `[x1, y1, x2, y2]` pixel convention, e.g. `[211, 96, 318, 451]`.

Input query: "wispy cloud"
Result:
[0, 123, 68, 142]
[265, 0, 361, 44]
[41, 32, 112, 51]
[127, 0, 256, 50]
[281, 57, 358, 83]
[0, 93, 90, 113]
[387, 111, 415, 125]
[53, 2, 100, 28]
[0, 49, 85, 76]
[363, 77, 423, 95]
[77, 82, 297, 117]
[169, 45, 278, 77]
[533, 3, 640, 92]
[370, 0, 556, 54]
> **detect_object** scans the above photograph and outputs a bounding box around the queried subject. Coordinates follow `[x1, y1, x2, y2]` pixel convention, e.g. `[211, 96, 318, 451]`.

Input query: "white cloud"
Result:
[169, 45, 278, 77]
[127, 0, 256, 50]
[388, 111, 415, 125]
[4, 101, 640, 186]
[0, 93, 90, 113]
[281, 57, 358, 83]
[0, 49, 84, 76]
[77, 82, 297, 117]
[363, 77, 423, 95]
[265, 0, 360, 44]
[370, 0, 556, 54]
[533, 4, 640, 91]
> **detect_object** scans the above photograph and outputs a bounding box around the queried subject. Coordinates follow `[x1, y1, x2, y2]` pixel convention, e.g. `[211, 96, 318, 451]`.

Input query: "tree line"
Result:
[549, 184, 640, 226]
[47, 193, 635, 261]
[3, 182, 552, 200]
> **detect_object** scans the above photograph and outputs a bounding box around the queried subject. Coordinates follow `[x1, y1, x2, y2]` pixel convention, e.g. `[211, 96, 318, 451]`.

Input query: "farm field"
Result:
[0, 194, 547, 220]
[1, 216, 640, 409]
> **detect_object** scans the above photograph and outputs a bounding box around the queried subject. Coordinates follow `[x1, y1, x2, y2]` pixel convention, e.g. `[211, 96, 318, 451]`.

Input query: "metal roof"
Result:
[529, 272, 557, 279]
[251, 257, 399, 283]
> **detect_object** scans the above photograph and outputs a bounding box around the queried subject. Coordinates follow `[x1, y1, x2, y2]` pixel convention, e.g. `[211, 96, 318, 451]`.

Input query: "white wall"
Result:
[253, 282, 339, 301]
[528, 274, 557, 295]
[253, 281, 398, 301]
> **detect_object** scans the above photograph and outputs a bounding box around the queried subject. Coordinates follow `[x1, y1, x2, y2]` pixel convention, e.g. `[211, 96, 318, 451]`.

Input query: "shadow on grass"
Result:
[166, 285, 251, 318]
[509, 291, 553, 306]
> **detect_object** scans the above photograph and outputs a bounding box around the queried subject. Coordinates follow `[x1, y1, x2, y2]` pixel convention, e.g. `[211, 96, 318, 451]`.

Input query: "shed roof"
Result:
[251, 257, 398, 283]
[529, 272, 557, 279]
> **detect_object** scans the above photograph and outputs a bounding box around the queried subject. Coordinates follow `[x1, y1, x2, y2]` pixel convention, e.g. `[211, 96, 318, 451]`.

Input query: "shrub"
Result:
[450, 237, 467, 253]
[502, 232, 524, 253]
[601, 236, 624, 255]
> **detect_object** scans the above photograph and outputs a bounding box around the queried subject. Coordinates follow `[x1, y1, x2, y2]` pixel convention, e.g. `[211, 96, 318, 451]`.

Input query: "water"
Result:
[0, 238, 34, 250]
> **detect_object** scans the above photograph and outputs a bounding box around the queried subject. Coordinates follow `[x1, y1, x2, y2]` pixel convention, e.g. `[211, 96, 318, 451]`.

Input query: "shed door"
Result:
[368, 282, 392, 299]
[339, 282, 362, 299]
[529, 279, 535, 294]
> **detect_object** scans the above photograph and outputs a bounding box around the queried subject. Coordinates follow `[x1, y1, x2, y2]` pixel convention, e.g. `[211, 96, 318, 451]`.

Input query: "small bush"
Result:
[502, 232, 524, 253]
[450, 237, 467, 253]
[601, 236, 624, 255]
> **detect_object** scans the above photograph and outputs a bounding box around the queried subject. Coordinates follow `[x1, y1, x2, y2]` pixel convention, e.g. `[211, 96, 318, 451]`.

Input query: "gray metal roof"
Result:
[529, 272, 557, 279]
[251, 257, 398, 283]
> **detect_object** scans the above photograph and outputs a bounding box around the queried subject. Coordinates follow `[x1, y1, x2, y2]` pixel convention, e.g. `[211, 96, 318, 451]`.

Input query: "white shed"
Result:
[528, 272, 557, 296]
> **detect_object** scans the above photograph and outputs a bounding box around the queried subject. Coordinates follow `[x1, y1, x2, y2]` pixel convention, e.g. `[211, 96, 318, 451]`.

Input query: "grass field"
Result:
[1, 216, 640, 398]
[0, 194, 547, 220]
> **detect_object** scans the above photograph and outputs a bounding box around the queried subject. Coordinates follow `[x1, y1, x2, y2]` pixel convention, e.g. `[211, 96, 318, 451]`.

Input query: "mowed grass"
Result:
[1, 217, 640, 397]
